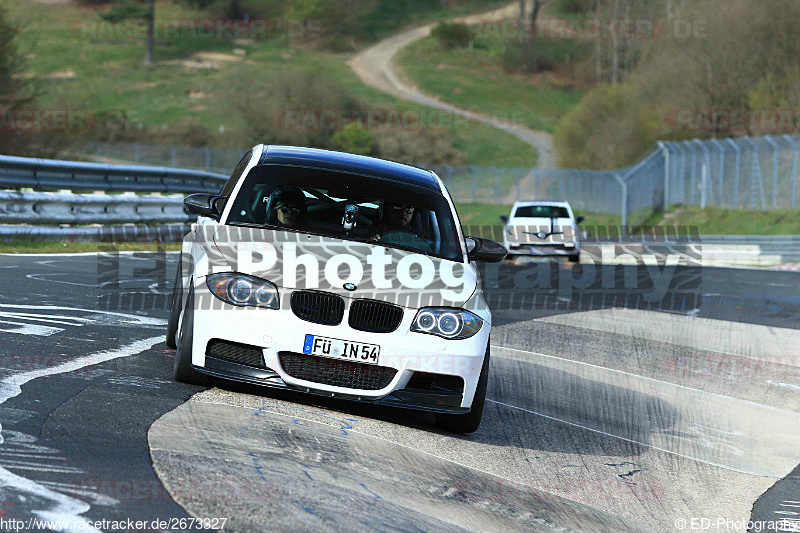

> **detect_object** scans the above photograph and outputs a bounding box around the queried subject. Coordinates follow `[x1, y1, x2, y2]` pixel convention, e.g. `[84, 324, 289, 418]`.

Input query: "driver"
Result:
[372, 201, 415, 240]
[269, 186, 306, 229]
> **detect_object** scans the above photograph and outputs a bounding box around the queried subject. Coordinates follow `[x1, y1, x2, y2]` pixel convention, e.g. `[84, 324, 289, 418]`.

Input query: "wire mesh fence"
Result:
[76, 134, 800, 228]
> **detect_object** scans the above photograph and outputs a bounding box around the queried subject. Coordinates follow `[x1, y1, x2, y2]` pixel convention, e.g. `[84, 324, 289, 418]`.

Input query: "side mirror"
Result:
[576, 215, 585, 224]
[499, 215, 509, 223]
[466, 236, 507, 263]
[184, 193, 226, 221]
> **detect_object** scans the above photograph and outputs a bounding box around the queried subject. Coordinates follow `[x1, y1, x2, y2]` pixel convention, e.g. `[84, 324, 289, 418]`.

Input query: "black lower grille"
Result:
[206, 339, 265, 368]
[278, 352, 396, 390]
[349, 299, 403, 333]
[291, 291, 344, 325]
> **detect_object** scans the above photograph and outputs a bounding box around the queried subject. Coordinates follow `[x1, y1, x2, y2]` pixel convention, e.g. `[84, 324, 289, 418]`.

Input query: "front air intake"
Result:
[290, 291, 345, 326]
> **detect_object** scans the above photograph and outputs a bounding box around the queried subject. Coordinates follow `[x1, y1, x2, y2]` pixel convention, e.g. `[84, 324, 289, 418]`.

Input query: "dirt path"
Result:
[348, 1, 556, 202]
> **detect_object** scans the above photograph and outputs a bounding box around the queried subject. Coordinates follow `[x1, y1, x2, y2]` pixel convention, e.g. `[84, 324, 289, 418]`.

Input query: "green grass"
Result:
[6, 0, 537, 167]
[658, 207, 800, 235]
[0, 241, 181, 253]
[398, 36, 586, 133]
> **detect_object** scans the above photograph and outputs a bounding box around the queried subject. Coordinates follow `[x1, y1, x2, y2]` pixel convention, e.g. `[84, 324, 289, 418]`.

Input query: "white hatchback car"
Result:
[167, 145, 506, 433]
[501, 200, 584, 262]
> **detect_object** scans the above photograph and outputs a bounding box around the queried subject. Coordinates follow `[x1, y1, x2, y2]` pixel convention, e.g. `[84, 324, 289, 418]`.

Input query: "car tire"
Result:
[165, 256, 183, 349]
[568, 254, 580, 263]
[435, 343, 490, 434]
[173, 285, 211, 386]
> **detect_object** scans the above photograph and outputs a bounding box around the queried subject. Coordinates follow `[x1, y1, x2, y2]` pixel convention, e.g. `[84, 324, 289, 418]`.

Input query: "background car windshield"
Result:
[514, 205, 570, 218]
[226, 164, 463, 262]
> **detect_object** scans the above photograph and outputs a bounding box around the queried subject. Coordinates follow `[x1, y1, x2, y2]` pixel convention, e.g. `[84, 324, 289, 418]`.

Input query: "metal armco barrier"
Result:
[0, 154, 227, 193]
[0, 190, 191, 224]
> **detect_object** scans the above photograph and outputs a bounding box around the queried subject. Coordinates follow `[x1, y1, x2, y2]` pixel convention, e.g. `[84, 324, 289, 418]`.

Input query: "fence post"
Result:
[170, 147, 177, 167]
[694, 139, 712, 206]
[782, 134, 798, 207]
[493, 166, 499, 204]
[516, 168, 522, 202]
[613, 173, 627, 235]
[658, 141, 669, 211]
[470, 165, 477, 203]
[688, 140, 698, 205]
[727, 138, 741, 208]
[764, 135, 780, 208]
[709, 138, 725, 206]
[744, 136, 767, 209]
[134, 143, 140, 164]
[700, 162, 708, 208]
[672, 142, 686, 205]
[204, 146, 211, 170]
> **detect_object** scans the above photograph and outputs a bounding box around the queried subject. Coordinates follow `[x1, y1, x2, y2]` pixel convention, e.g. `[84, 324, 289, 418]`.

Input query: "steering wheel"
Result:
[378, 231, 433, 254]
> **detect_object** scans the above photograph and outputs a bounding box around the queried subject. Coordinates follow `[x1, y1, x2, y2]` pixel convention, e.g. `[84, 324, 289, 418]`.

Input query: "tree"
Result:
[0, 4, 37, 154]
[520, 0, 550, 69]
[102, 0, 155, 66]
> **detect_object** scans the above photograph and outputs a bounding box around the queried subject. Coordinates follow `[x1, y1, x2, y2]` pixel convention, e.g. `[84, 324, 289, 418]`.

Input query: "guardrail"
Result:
[0, 154, 227, 193]
[0, 190, 190, 225]
[0, 154, 227, 240]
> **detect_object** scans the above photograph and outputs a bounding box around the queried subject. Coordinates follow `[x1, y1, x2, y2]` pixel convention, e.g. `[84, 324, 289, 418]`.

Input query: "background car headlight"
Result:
[206, 273, 279, 309]
[411, 308, 482, 339]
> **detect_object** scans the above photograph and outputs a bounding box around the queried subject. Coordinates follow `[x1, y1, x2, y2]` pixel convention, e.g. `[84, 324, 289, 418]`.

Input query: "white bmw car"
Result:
[501, 200, 584, 262]
[166, 145, 506, 433]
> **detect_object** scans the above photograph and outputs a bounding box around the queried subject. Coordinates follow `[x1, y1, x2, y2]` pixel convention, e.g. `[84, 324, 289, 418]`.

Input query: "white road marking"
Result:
[0, 335, 162, 531]
[0, 304, 164, 338]
[767, 380, 800, 391]
[0, 320, 64, 336]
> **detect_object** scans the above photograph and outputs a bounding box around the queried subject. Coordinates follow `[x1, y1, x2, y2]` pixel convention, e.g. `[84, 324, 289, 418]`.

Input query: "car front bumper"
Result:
[505, 242, 580, 256]
[189, 281, 489, 413]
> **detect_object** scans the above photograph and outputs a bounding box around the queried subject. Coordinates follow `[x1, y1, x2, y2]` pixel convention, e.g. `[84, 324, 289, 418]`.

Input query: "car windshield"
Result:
[226, 164, 463, 262]
[514, 205, 570, 218]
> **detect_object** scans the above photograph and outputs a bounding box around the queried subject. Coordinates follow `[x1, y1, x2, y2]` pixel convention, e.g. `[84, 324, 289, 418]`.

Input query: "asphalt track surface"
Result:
[0, 252, 798, 532]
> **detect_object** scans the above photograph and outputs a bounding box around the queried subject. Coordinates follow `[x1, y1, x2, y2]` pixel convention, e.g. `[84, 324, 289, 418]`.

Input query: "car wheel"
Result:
[568, 254, 580, 263]
[173, 285, 210, 386]
[435, 343, 490, 434]
[165, 256, 183, 349]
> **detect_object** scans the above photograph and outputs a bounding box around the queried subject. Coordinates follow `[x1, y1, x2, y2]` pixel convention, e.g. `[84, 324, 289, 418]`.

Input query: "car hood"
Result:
[208, 225, 477, 309]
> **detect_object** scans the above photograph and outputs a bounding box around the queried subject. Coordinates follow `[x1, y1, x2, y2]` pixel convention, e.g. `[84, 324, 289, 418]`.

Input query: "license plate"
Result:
[302, 334, 380, 365]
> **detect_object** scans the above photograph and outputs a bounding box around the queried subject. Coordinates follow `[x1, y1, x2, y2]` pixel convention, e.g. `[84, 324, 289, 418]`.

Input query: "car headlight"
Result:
[206, 273, 279, 309]
[411, 308, 482, 340]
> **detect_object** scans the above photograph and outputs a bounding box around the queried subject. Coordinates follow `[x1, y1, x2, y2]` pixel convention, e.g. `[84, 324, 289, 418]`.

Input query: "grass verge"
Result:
[0, 241, 181, 253]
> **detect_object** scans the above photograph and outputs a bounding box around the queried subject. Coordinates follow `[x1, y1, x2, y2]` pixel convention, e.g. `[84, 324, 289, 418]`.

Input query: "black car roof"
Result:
[258, 145, 441, 193]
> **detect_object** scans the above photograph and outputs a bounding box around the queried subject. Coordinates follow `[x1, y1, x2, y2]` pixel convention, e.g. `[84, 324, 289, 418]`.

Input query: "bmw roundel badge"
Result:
[343, 283, 357, 291]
